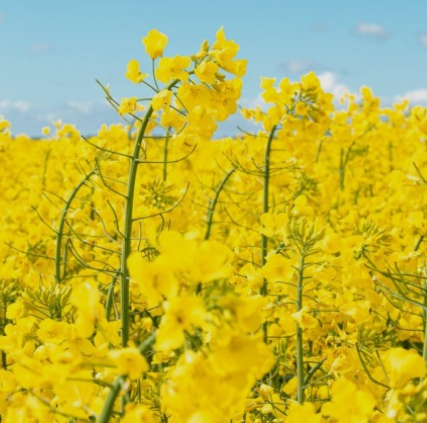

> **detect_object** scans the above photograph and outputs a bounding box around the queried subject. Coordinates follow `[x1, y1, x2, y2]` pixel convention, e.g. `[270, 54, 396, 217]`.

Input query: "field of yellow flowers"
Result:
[1, 28, 427, 423]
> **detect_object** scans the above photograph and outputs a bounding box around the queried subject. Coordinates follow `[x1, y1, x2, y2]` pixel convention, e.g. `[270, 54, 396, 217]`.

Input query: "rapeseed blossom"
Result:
[1, 27, 427, 423]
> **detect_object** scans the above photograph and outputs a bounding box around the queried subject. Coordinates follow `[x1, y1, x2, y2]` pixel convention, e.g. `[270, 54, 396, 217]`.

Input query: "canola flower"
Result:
[1, 27, 427, 423]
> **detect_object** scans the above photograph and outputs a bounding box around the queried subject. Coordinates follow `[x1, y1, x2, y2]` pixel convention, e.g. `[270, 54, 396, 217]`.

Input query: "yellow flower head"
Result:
[155, 55, 191, 84]
[118, 97, 138, 115]
[142, 29, 168, 59]
[195, 61, 219, 85]
[414, 106, 427, 135]
[384, 347, 426, 389]
[125, 59, 148, 84]
[109, 347, 149, 380]
[152, 89, 173, 111]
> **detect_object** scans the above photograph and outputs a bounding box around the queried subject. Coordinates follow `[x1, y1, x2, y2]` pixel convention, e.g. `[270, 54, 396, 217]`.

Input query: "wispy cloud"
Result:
[318, 72, 351, 100]
[394, 89, 427, 105]
[355, 22, 390, 40]
[30, 43, 53, 54]
[66, 101, 97, 115]
[0, 100, 32, 113]
[283, 59, 313, 74]
[419, 33, 427, 48]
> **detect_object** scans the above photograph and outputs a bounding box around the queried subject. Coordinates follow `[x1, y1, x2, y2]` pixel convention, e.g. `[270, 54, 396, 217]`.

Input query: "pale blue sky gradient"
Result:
[1, 0, 427, 135]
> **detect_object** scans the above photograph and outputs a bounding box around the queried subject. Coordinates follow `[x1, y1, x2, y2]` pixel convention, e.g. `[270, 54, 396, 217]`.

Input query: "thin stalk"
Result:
[415, 235, 424, 252]
[96, 334, 155, 423]
[120, 81, 179, 347]
[260, 126, 277, 275]
[260, 126, 277, 344]
[106, 268, 121, 321]
[55, 169, 95, 283]
[120, 106, 153, 347]
[296, 254, 305, 404]
[163, 128, 171, 182]
[205, 168, 236, 240]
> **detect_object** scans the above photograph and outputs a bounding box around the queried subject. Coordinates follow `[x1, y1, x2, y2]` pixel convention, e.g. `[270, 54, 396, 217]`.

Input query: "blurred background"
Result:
[1, 0, 426, 136]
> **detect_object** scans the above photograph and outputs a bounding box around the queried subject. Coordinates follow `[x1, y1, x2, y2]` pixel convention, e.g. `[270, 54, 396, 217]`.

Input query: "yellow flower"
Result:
[109, 347, 149, 379]
[156, 296, 207, 351]
[37, 319, 68, 345]
[127, 252, 177, 307]
[155, 55, 191, 83]
[291, 307, 318, 329]
[142, 29, 168, 59]
[261, 254, 294, 282]
[0, 116, 11, 132]
[122, 404, 157, 423]
[384, 347, 426, 389]
[195, 61, 219, 84]
[152, 89, 173, 111]
[322, 378, 376, 423]
[286, 402, 322, 423]
[118, 96, 138, 115]
[125, 59, 148, 83]
[41, 126, 50, 136]
[6, 301, 25, 320]
[416, 108, 427, 135]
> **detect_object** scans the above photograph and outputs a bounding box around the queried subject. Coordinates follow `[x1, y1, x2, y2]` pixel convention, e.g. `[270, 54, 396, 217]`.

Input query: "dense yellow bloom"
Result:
[142, 29, 168, 59]
[0, 116, 11, 132]
[194, 61, 219, 84]
[322, 378, 376, 423]
[3, 26, 427, 423]
[286, 402, 322, 423]
[384, 347, 426, 389]
[414, 106, 427, 135]
[156, 296, 207, 351]
[109, 347, 149, 379]
[118, 96, 138, 115]
[155, 55, 191, 83]
[125, 59, 148, 83]
[122, 404, 157, 423]
[152, 89, 173, 111]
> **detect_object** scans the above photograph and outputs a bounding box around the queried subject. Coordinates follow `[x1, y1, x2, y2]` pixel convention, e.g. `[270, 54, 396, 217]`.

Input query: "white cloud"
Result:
[0, 100, 32, 113]
[419, 33, 427, 48]
[318, 72, 351, 100]
[30, 43, 52, 54]
[394, 89, 427, 105]
[355, 22, 389, 40]
[66, 101, 95, 115]
[284, 59, 312, 74]
[239, 94, 266, 110]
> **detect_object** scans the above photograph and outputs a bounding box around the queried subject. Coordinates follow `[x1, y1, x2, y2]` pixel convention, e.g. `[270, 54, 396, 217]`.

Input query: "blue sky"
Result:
[1, 0, 427, 136]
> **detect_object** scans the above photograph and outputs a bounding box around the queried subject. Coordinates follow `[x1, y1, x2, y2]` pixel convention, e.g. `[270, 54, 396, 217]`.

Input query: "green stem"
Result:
[105, 268, 120, 321]
[120, 81, 179, 347]
[120, 106, 154, 347]
[261, 126, 277, 278]
[96, 334, 155, 423]
[163, 129, 171, 182]
[55, 169, 95, 283]
[296, 254, 305, 404]
[205, 168, 236, 240]
[415, 235, 424, 252]
[260, 126, 277, 343]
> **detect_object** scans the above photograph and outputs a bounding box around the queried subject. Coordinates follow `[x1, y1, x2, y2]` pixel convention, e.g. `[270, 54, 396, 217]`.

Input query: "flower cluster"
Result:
[1, 28, 427, 423]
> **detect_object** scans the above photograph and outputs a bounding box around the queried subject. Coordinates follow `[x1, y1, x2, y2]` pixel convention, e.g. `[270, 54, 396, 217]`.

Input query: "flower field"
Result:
[2, 28, 427, 422]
